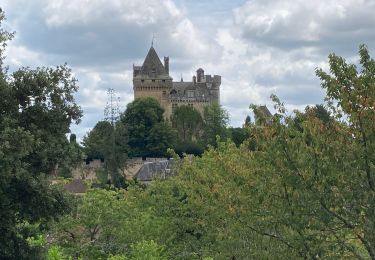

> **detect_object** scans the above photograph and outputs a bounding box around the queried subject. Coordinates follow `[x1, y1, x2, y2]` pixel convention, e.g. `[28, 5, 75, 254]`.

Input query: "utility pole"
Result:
[104, 88, 120, 127]
[104, 88, 123, 187]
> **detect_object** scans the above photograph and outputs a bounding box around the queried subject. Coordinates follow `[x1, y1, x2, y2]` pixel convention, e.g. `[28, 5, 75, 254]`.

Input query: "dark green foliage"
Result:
[83, 121, 114, 161]
[59, 134, 83, 178]
[50, 45, 374, 259]
[311, 104, 331, 124]
[10, 65, 82, 175]
[107, 122, 129, 187]
[0, 64, 81, 258]
[119, 97, 176, 157]
[228, 127, 249, 147]
[83, 120, 128, 187]
[172, 105, 203, 142]
[201, 103, 229, 147]
[171, 105, 204, 155]
[146, 121, 176, 157]
[69, 133, 76, 143]
[174, 141, 204, 156]
[0, 10, 82, 258]
[244, 115, 251, 127]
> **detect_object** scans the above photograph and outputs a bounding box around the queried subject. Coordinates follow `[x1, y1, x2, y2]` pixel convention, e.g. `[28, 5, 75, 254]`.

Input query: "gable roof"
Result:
[259, 105, 272, 118]
[135, 159, 174, 182]
[141, 46, 167, 77]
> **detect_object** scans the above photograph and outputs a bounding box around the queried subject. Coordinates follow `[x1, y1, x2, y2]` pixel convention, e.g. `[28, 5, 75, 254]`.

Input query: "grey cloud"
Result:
[6, 0, 220, 72]
[4, 0, 372, 138]
[274, 84, 325, 105]
[234, 0, 375, 56]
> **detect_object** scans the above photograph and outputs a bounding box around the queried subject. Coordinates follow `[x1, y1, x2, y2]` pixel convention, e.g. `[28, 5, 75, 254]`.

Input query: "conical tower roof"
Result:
[140, 46, 167, 77]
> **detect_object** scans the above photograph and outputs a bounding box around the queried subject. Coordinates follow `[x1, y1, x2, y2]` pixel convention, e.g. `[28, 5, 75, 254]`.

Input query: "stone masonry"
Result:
[133, 46, 221, 120]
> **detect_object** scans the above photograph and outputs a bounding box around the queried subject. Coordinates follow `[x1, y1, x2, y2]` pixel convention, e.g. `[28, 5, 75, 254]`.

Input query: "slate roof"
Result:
[140, 46, 168, 77]
[64, 179, 87, 194]
[172, 82, 194, 93]
[135, 159, 174, 182]
[170, 82, 211, 101]
[259, 105, 272, 118]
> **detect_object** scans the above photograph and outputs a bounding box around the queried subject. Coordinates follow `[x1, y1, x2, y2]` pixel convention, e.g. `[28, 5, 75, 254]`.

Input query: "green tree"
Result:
[50, 188, 171, 259]
[228, 127, 248, 147]
[237, 45, 375, 258]
[83, 120, 128, 187]
[201, 103, 229, 147]
[171, 105, 204, 155]
[314, 44, 375, 258]
[119, 97, 175, 157]
[172, 105, 203, 142]
[146, 121, 176, 157]
[244, 115, 251, 127]
[0, 10, 82, 258]
[83, 121, 114, 161]
[109, 122, 129, 186]
[131, 240, 167, 260]
[59, 133, 84, 178]
[49, 45, 374, 259]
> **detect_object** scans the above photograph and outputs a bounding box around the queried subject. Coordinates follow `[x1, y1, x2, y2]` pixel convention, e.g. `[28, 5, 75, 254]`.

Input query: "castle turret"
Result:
[132, 46, 173, 118]
[164, 56, 169, 75]
[197, 68, 204, 82]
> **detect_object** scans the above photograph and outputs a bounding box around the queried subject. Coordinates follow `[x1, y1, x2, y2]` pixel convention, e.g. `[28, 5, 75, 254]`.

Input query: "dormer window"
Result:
[152, 68, 156, 74]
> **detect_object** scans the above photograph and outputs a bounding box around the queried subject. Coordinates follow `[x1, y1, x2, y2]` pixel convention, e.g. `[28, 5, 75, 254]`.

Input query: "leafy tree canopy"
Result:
[119, 97, 175, 157]
[83, 121, 114, 161]
[51, 45, 374, 259]
[201, 103, 229, 147]
[0, 9, 82, 259]
[172, 105, 203, 142]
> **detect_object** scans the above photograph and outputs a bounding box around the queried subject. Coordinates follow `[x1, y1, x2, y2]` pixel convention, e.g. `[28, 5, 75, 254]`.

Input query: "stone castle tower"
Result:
[133, 46, 221, 119]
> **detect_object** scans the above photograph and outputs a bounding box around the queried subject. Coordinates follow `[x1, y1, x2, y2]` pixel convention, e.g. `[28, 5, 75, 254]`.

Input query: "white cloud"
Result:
[43, 0, 183, 27]
[2, 0, 374, 134]
[233, 0, 375, 50]
[4, 44, 44, 68]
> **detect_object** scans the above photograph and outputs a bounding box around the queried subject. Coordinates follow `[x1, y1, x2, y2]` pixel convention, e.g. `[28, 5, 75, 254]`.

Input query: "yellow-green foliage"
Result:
[50, 45, 374, 259]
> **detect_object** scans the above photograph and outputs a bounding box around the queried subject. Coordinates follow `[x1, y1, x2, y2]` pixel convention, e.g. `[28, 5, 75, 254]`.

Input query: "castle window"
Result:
[187, 91, 194, 98]
[162, 80, 165, 82]
[141, 79, 144, 83]
[188, 103, 193, 107]
[152, 68, 156, 74]
[162, 91, 166, 95]
[152, 79, 155, 82]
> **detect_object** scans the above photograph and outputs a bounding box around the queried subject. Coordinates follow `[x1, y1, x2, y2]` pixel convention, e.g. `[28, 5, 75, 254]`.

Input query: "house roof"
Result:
[135, 159, 174, 182]
[259, 105, 272, 117]
[172, 82, 194, 92]
[64, 179, 87, 194]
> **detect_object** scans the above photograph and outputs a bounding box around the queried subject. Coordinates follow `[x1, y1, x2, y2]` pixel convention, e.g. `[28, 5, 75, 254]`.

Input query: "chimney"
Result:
[164, 56, 169, 75]
[196, 68, 204, 82]
[193, 76, 196, 84]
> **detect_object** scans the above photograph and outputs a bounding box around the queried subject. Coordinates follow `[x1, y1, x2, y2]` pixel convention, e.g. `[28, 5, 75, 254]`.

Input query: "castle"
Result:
[133, 46, 221, 119]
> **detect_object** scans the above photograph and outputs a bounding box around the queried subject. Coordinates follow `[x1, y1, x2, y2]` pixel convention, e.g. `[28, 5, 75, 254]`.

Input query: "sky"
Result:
[2, 0, 375, 140]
